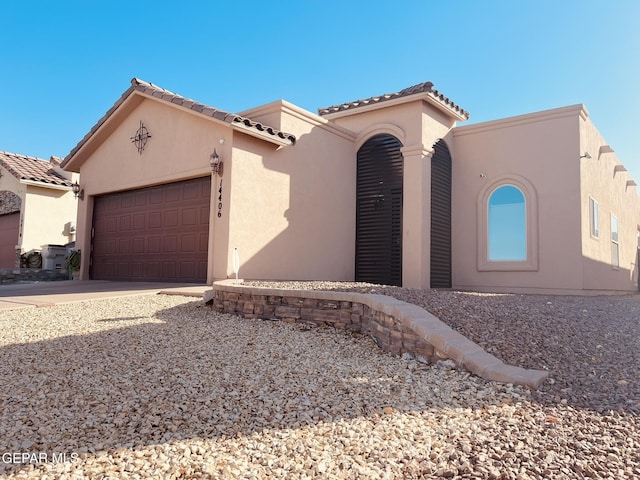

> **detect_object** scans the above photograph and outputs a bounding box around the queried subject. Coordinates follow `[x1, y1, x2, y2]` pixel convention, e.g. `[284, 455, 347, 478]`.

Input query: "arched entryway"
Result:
[430, 139, 452, 288]
[356, 134, 403, 286]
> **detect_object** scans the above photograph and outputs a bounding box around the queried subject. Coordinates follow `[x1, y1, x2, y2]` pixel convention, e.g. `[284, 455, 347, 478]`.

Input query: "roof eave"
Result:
[20, 179, 74, 191]
[321, 91, 469, 122]
[61, 86, 142, 172]
[423, 93, 469, 122]
[62, 83, 296, 172]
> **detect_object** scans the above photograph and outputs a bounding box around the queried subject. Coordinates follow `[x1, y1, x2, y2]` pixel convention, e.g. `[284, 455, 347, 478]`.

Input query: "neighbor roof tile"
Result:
[0, 151, 74, 187]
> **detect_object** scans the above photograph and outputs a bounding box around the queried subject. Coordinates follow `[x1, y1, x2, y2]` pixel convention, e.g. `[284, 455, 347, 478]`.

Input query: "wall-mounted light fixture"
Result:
[210, 149, 223, 176]
[72, 182, 84, 200]
[580, 152, 592, 159]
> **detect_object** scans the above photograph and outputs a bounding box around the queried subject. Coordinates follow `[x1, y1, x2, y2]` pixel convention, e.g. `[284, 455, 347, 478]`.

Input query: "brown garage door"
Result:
[0, 212, 19, 268]
[91, 177, 211, 282]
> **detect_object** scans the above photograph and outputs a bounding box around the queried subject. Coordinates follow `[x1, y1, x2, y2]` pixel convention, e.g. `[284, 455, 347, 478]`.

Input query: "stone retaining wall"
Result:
[208, 280, 550, 389]
[213, 289, 437, 363]
[0, 268, 69, 284]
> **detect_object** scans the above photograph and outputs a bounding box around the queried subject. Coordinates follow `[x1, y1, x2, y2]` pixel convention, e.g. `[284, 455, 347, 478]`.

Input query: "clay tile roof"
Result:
[317, 81, 469, 120]
[0, 151, 73, 187]
[129, 79, 297, 144]
[63, 78, 296, 167]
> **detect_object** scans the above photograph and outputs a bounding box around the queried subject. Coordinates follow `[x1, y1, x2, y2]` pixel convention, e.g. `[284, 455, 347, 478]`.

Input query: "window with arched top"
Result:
[478, 176, 538, 271]
[488, 185, 526, 261]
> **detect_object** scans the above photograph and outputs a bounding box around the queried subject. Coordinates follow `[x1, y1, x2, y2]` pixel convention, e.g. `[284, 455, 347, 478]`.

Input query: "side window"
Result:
[488, 185, 526, 261]
[589, 197, 599, 238]
[611, 214, 619, 268]
[478, 175, 538, 271]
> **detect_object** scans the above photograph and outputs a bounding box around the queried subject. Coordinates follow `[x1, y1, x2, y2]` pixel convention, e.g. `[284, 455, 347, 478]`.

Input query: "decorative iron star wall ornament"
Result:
[130, 121, 152, 154]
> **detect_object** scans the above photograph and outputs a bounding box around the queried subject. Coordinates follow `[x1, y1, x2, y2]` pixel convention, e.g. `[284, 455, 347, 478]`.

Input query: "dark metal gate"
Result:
[430, 139, 452, 288]
[356, 134, 403, 286]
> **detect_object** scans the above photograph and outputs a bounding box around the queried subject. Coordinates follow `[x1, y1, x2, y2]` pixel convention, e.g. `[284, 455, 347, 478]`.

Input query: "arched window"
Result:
[477, 175, 538, 272]
[488, 185, 526, 261]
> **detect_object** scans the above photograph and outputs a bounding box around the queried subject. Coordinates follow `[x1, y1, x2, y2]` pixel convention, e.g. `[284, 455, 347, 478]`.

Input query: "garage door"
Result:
[91, 177, 211, 282]
[0, 212, 19, 268]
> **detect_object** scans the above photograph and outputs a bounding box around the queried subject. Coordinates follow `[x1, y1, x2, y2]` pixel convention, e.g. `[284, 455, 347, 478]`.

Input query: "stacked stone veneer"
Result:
[209, 281, 550, 389]
[0, 190, 21, 215]
[213, 289, 437, 362]
[0, 268, 68, 284]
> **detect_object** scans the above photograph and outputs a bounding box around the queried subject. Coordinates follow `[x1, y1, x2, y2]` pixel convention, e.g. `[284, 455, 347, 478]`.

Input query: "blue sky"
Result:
[1, 1, 639, 179]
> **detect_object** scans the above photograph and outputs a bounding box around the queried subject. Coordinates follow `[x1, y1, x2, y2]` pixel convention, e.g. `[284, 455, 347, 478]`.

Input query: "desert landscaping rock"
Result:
[1, 292, 639, 479]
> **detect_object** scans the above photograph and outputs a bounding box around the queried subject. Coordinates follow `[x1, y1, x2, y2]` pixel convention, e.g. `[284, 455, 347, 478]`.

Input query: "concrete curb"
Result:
[208, 280, 550, 389]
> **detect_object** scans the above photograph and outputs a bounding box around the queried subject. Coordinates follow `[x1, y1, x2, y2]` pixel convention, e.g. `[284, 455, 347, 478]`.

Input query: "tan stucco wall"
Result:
[579, 116, 640, 292]
[224, 103, 357, 281]
[22, 185, 77, 251]
[452, 105, 585, 294]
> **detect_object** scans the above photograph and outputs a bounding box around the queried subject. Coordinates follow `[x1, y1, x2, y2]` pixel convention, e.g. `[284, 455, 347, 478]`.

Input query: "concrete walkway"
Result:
[0, 280, 209, 310]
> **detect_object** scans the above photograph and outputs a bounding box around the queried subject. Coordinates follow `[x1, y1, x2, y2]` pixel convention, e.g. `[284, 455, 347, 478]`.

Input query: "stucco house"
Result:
[61, 78, 640, 294]
[0, 152, 78, 268]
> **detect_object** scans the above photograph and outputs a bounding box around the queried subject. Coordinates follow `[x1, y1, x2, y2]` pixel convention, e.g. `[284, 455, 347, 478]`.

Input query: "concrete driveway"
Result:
[0, 280, 209, 310]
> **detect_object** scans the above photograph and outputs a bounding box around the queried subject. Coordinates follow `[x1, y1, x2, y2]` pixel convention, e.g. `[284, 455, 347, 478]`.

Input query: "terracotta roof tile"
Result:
[0, 151, 74, 187]
[62, 78, 297, 167]
[128, 79, 297, 145]
[318, 81, 469, 120]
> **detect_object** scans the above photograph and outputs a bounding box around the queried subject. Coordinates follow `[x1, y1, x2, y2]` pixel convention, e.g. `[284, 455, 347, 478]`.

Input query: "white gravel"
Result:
[0, 293, 639, 479]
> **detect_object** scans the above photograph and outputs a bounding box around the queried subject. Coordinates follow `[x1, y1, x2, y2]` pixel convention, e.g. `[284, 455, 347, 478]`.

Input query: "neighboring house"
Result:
[60, 78, 640, 293]
[0, 152, 78, 268]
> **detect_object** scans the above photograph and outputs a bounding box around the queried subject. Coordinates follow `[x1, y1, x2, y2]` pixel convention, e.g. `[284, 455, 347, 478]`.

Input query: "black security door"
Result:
[356, 134, 403, 286]
[430, 139, 452, 288]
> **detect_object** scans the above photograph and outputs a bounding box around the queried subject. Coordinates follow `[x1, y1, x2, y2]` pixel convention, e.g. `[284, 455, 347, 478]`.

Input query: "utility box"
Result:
[41, 244, 67, 271]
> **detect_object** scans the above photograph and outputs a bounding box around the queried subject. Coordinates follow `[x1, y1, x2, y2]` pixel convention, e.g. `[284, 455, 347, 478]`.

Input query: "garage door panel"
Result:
[149, 212, 162, 228]
[150, 189, 164, 204]
[181, 235, 196, 253]
[180, 262, 196, 279]
[197, 262, 207, 280]
[106, 217, 118, 232]
[147, 262, 161, 279]
[182, 208, 197, 225]
[199, 233, 209, 252]
[133, 214, 145, 230]
[130, 262, 144, 278]
[117, 262, 130, 278]
[162, 262, 176, 278]
[165, 210, 179, 227]
[166, 185, 181, 202]
[200, 206, 210, 223]
[148, 237, 161, 253]
[120, 216, 131, 231]
[132, 238, 145, 254]
[163, 236, 178, 253]
[134, 191, 148, 206]
[91, 177, 210, 283]
[183, 183, 198, 199]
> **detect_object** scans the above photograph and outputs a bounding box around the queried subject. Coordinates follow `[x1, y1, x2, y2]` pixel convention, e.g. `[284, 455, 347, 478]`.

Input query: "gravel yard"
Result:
[0, 290, 639, 479]
[246, 282, 640, 414]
